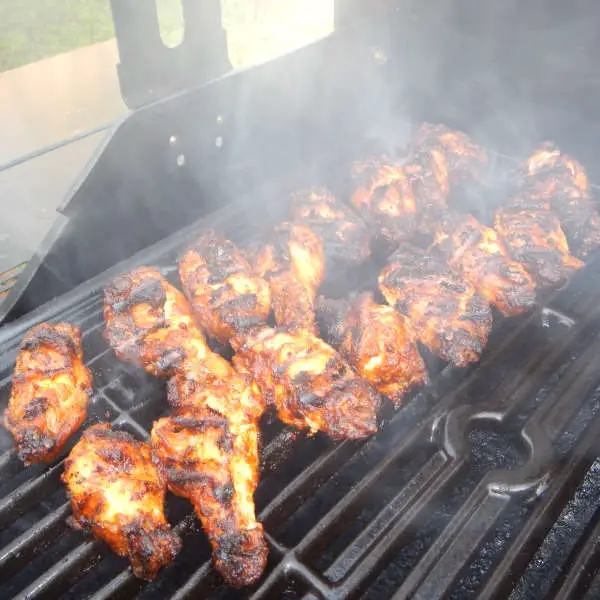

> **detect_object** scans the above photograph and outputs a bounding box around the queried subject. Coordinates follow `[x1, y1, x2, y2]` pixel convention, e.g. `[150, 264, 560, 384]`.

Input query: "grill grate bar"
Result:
[294, 420, 443, 557]
[332, 458, 468, 599]
[322, 451, 448, 584]
[0, 502, 71, 583]
[552, 505, 600, 600]
[12, 539, 106, 600]
[0, 461, 64, 529]
[259, 440, 364, 526]
[534, 337, 600, 439]
[477, 410, 600, 600]
[393, 485, 507, 600]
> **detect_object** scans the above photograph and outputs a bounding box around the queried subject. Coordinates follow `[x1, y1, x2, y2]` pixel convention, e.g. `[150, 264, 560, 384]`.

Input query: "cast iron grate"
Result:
[1, 154, 600, 599]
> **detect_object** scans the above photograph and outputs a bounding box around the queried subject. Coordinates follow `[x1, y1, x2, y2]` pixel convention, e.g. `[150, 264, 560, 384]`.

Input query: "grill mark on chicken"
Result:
[104, 267, 209, 377]
[179, 230, 271, 343]
[62, 423, 181, 580]
[430, 213, 537, 316]
[151, 371, 267, 588]
[379, 244, 492, 367]
[4, 322, 92, 465]
[511, 142, 600, 258]
[291, 186, 371, 266]
[316, 293, 429, 407]
[250, 222, 324, 334]
[232, 326, 381, 439]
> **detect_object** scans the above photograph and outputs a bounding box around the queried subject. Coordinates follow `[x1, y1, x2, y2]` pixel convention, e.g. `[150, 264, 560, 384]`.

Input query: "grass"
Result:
[0, 0, 333, 73]
[0, 0, 114, 72]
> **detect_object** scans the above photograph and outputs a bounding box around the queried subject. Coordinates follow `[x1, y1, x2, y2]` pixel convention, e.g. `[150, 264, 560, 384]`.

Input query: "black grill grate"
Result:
[2, 157, 600, 599]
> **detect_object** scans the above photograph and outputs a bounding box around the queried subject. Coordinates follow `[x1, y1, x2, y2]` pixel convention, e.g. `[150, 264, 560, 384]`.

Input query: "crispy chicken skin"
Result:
[349, 158, 433, 243]
[4, 323, 92, 465]
[104, 267, 209, 377]
[379, 245, 492, 367]
[178, 231, 271, 343]
[494, 207, 583, 288]
[231, 326, 381, 439]
[512, 143, 600, 257]
[291, 187, 371, 266]
[430, 214, 537, 316]
[251, 223, 325, 334]
[316, 293, 428, 408]
[348, 123, 485, 245]
[409, 122, 488, 188]
[152, 368, 267, 587]
[62, 423, 181, 580]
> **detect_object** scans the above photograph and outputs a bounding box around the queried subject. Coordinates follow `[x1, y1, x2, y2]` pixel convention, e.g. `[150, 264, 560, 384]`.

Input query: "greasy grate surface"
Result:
[2, 161, 600, 599]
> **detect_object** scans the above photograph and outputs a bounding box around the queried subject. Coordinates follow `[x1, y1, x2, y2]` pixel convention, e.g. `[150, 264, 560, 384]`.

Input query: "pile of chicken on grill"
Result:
[4, 122, 600, 587]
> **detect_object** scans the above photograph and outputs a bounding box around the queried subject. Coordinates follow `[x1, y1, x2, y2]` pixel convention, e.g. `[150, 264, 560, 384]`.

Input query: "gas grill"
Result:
[3, 1, 600, 598]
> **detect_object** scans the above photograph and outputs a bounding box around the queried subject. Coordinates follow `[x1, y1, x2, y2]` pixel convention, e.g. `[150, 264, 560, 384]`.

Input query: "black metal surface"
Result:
[109, 0, 231, 109]
[6, 0, 600, 323]
[2, 146, 600, 599]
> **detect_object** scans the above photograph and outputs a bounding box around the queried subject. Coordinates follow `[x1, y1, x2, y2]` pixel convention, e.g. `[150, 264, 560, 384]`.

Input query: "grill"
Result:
[3, 1, 600, 598]
[3, 149, 600, 598]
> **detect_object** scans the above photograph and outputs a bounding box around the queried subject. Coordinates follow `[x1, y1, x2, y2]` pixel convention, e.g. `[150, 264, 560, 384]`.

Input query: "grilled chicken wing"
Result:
[178, 231, 271, 344]
[379, 245, 492, 366]
[291, 187, 371, 266]
[316, 292, 428, 408]
[4, 323, 92, 464]
[232, 326, 381, 439]
[494, 207, 583, 288]
[152, 366, 267, 587]
[408, 122, 488, 188]
[512, 143, 600, 257]
[430, 214, 536, 316]
[251, 223, 324, 334]
[62, 423, 181, 580]
[349, 157, 437, 244]
[104, 267, 209, 377]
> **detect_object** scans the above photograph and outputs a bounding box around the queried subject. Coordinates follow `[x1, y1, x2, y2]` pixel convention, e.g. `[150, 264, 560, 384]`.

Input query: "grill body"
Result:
[2, 1, 600, 598]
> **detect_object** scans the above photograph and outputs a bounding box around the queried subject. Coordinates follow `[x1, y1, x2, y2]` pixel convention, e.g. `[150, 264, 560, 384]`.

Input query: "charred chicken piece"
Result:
[232, 326, 381, 439]
[178, 231, 271, 344]
[409, 122, 488, 187]
[104, 267, 209, 377]
[430, 214, 536, 316]
[316, 292, 428, 408]
[379, 245, 492, 367]
[152, 368, 267, 587]
[251, 222, 324, 334]
[349, 157, 433, 244]
[62, 423, 181, 580]
[4, 323, 92, 465]
[291, 187, 371, 266]
[494, 207, 583, 289]
[512, 143, 600, 257]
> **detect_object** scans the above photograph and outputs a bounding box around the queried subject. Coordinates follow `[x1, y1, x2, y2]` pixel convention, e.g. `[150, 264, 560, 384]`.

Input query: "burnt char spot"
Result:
[217, 429, 234, 454]
[17, 428, 56, 462]
[214, 483, 235, 507]
[23, 396, 49, 421]
[298, 390, 326, 408]
[171, 415, 229, 432]
[113, 278, 166, 313]
[20, 324, 79, 356]
[156, 347, 186, 373]
[167, 468, 213, 486]
[96, 446, 134, 471]
[213, 526, 268, 587]
[88, 427, 136, 444]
